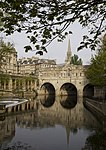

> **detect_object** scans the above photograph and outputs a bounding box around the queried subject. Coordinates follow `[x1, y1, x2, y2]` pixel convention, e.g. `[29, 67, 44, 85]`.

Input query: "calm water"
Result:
[0, 95, 106, 150]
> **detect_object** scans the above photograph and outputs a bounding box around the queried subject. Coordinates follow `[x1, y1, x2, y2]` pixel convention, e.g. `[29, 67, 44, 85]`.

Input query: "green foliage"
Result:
[71, 54, 83, 65]
[86, 35, 106, 86]
[24, 76, 35, 82]
[0, 0, 105, 54]
[98, 34, 106, 53]
[0, 73, 10, 82]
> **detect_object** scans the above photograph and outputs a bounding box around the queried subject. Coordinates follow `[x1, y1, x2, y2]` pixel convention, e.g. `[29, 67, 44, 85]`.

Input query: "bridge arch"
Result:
[40, 82, 55, 95]
[60, 83, 77, 96]
[83, 84, 94, 98]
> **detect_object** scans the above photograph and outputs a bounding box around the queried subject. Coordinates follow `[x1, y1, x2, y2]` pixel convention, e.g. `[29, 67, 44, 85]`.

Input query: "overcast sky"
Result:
[3, 22, 95, 65]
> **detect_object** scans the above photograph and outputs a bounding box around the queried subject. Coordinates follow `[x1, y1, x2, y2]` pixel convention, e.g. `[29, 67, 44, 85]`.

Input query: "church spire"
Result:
[65, 126, 71, 145]
[65, 39, 72, 64]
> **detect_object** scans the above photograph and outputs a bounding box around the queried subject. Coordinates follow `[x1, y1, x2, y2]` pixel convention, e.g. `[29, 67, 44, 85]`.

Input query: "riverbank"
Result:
[83, 97, 106, 118]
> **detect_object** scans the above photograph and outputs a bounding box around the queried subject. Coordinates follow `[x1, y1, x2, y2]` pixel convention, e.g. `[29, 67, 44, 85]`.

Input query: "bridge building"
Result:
[0, 39, 94, 98]
[37, 40, 89, 97]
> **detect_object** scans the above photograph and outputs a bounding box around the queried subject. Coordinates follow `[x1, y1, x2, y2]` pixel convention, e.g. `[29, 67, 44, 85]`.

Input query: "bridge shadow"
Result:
[37, 94, 77, 109]
[60, 95, 77, 109]
[38, 95, 55, 108]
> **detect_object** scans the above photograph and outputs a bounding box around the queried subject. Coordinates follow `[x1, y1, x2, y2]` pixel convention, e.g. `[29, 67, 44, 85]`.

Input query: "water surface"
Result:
[0, 96, 105, 150]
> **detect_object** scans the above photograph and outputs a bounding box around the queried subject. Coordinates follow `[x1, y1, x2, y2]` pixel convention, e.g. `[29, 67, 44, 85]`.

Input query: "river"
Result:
[0, 95, 106, 150]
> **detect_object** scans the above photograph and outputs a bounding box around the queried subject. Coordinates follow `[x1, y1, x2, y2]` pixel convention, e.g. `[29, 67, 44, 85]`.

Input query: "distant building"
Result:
[1, 47, 17, 74]
[18, 57, 57, 75]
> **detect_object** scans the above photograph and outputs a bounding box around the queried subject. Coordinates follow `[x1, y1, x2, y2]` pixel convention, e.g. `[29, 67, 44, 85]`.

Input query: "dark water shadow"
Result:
[60, 95, 77, 109]
[38, 94, 55, 108]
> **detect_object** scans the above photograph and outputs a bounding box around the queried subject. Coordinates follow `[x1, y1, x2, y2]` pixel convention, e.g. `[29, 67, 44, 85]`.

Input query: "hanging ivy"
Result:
[24, 76, 35, 82]
[0, 73, 10, 83]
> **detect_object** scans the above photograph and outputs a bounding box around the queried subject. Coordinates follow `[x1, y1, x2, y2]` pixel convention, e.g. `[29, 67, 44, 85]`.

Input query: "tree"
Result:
[71, 54, 82, 65]
[98, 34, 106, 53]
[86, 35, 106, 86]
[0, 0, 105, 54]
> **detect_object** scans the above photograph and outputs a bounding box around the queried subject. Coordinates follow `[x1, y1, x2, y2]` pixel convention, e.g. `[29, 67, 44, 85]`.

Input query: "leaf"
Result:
[77, 45, 84, 51]
[17, 28, 21, 32]
[35, 45, 39, 50]
[69, 31, 72, 34]
[41, 39, 46, 45]
[24, 45, 32, 52]
[41, 46, 47, 53]
[36, 51, 43, 55]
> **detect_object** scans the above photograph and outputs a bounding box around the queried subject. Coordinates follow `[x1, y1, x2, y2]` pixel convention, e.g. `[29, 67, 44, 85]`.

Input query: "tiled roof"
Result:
[18, 58, 56, 65]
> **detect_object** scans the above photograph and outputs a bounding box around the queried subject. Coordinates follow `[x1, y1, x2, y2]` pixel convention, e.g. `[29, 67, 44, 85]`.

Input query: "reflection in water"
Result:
[1, 141, 33, 150]
[60, 95, 77, 109]
[0, 115, 5, 121]
[83, 129, 106, 149]
[0, 115, 15, 150]
[0, 96, 106, 150]
[39, 94, 55, 107]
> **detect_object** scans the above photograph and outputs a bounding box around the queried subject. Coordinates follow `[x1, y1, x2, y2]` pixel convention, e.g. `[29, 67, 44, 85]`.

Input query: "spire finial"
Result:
[65, 39, 72, 63]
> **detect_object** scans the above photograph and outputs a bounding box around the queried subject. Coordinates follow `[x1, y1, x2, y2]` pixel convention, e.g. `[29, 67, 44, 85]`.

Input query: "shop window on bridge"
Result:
[67, 68, 71, 76]
[67, 72, 70, 76]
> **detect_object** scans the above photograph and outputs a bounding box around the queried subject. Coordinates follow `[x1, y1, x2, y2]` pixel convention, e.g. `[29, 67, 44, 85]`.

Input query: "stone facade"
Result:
[0, 48, 17, 74]
[38, 63, 88, 96]
[18, 56, 57, 75]
[0, 48, 37, 97]
[0, 40, 90, 97]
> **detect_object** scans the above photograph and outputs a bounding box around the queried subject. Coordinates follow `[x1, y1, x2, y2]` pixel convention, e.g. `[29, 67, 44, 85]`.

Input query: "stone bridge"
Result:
[37, 39, 94, 98]
[37, 65, 94, 97]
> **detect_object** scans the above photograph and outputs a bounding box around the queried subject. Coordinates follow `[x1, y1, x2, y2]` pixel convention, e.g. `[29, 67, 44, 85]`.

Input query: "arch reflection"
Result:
[60, 95, 77, 109]
[39, 94, 55, 108]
